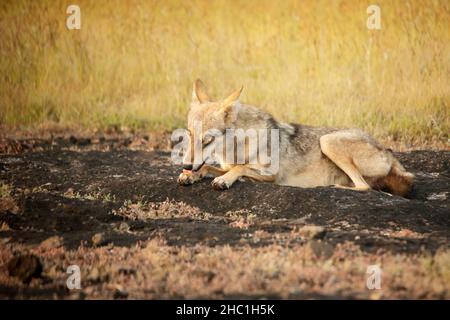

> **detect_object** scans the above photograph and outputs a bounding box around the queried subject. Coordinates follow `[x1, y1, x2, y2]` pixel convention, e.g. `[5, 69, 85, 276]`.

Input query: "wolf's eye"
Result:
[202, 136, 214, 146]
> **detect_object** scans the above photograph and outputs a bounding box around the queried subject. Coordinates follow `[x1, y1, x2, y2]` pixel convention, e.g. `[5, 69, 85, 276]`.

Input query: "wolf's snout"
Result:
[182, 164, 193, 171]
[192, 161, 205, 172]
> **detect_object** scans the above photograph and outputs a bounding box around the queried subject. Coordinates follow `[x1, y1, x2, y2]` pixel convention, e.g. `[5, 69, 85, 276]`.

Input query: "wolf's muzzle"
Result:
[192, 161, 205, 172]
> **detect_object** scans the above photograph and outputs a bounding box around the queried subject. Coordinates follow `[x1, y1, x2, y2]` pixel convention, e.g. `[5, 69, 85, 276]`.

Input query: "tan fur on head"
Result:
[192, 79, 211, 104]
[221, 85, 243, 108]
[220, 85, 243, 122]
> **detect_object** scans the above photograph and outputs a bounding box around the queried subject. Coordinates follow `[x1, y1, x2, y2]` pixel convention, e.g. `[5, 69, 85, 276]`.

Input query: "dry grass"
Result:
[0, 182, 19, 214]
[0, 0, 449, 145]
[1, 239, 449, 299]
[112, 199, 213, 220]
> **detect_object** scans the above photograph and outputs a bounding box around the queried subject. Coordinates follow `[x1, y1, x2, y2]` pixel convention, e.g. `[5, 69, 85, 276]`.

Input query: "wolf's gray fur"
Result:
[178, 79, 414, 196]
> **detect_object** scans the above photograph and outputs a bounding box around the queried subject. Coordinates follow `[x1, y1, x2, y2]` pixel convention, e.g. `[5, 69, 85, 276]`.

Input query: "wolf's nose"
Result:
[183, 164, 193, 171]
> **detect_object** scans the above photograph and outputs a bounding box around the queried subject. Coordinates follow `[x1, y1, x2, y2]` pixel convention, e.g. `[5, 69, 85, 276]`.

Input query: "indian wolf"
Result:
[177, 79, 414, 196]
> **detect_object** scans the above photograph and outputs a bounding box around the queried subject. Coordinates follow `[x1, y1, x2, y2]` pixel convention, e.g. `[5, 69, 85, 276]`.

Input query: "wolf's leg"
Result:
[199, 165, 228, 178]
[178, 165, 227, 186]
[211, 166, 275, 190]
[320, 130, 392, 192]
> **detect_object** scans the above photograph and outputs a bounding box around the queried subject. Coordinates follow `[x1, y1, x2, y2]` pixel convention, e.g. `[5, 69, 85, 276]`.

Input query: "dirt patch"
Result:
[0, 135, 449, 299]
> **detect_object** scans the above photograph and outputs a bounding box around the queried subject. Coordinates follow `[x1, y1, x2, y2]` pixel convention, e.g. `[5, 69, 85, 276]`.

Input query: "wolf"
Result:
[177, 79, 414, 196]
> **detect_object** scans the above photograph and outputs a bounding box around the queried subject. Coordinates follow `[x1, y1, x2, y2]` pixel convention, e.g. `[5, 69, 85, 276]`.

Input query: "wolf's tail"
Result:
[381, 158, 414, 197]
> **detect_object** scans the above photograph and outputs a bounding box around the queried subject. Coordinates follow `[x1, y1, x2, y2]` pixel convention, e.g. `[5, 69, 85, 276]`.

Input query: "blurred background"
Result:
[0, 0, 448, 145]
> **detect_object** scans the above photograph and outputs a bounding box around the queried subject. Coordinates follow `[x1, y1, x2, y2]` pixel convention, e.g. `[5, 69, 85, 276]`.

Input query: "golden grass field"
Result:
[0, 0, 449, 145]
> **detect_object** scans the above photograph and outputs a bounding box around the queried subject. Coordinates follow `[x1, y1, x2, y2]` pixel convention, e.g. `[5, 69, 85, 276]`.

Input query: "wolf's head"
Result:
[182, 79, 243, 171]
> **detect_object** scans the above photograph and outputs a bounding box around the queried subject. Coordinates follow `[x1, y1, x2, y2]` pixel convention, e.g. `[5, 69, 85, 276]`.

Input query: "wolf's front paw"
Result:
[211, 176, 231, 190]
[178, 172, 197, 186]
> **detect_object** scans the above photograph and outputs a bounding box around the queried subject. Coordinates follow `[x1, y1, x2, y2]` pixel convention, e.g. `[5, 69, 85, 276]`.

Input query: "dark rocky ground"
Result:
[0, 135, 449, 299]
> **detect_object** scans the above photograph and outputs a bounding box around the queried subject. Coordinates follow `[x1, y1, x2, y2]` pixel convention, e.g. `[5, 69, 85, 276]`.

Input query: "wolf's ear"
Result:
[219, 85, 243, 118]
[192, 79, 210, 104]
